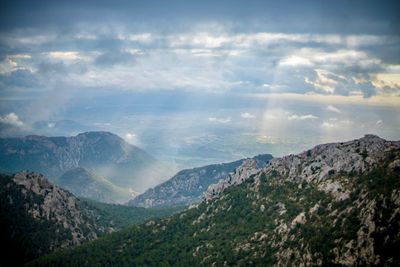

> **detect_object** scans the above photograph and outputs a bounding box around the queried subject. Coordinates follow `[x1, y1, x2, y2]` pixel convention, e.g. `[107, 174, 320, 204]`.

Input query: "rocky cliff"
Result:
[0, 171, 113, 265]
[203, 159, 259, 201]
[129, 154, 272, 208]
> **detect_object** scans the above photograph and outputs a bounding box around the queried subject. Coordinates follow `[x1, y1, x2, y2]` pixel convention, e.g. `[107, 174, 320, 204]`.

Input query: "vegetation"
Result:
[28, 151, 400, 266]
[82, 198, 185, 228]
[57, 167, 132, 203]
[0, 173, 184, 266]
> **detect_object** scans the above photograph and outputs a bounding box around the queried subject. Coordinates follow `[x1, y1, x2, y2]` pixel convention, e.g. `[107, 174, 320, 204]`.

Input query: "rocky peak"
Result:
[203, 159, 258, 201]
[8, 171, 110, 246]
[262, 135, 400, 184]
[13, 171, 53, 196]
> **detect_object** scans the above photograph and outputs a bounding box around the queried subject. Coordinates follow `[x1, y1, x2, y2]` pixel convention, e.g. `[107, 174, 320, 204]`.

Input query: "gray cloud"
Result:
[94, 50, 135, 67]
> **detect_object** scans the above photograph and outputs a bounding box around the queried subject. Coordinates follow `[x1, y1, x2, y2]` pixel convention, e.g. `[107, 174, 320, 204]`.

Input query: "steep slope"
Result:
[0, 171, 184, 266]
[129, 154, 272, 208]
[0, 171, 113, 266]
[57, 167, 132, 203]
[31, 135, 400, 266]
[0, 131, 172, 194]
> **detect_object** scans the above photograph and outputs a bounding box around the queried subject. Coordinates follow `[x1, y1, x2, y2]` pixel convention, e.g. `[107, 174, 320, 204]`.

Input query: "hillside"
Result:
[0, 131, 172, 201]
[57, 167, 131, 203]
[82, 199, 185, 229]
[130, 154, 272, 208]
[30, 135, 400, 266]
[0, 171, 113, 266]
[0, 171, 184, 266]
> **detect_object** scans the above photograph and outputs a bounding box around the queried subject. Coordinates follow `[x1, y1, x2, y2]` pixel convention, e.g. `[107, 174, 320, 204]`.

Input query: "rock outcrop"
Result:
[203, 159, 259, 201]
[264, 134, 398, 183]
[0, 171, 113, 265]
[130, 154, 272, 208]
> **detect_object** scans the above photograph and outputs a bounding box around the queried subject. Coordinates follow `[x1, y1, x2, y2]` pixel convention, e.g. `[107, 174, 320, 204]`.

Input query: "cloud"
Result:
[371, 73, 400, 90]
[94, 50, 136, 67]
[326, 105, 341, 113]
[305, 69, 346, 94]
[125, 132, 140, 146]
[287, 114, 318, 121]
[279, 56, 314, 67]
[321, 118, 352, 128]
[208, 117, 231, 123]
[241, 112, 255, 119]
[0, 113, 24, 127]
[47, 51, 81, 61]
[0, 112, 29, 137]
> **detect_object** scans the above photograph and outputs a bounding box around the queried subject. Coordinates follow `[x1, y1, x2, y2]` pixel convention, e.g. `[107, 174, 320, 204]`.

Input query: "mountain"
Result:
[57, 167, 132, 203]
[0, 171, 113, 266]
[30, 135, 400, 266]
[0, 131, 172, 197]
[0, 171, 184, 266]
[129, 154, 273, 208]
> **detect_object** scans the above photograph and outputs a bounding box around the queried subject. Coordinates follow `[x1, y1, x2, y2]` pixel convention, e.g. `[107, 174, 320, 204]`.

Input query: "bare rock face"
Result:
[203, 159, 259, 201]
[130, 154, 272, 208]
[261, 134, 400, 184]
[4, 171, 111, 251]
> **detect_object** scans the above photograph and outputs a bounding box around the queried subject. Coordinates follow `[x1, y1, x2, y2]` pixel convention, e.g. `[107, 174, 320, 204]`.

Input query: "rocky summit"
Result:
[29, 135, 400, 266]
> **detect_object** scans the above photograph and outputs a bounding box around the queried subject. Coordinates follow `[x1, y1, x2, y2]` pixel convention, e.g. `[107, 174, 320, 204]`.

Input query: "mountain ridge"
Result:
[30, 135, 400, 266]
[0, 131, 172, 201]
[129, 154, 273, 208]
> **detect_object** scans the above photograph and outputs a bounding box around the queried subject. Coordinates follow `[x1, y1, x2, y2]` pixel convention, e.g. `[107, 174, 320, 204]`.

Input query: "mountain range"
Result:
[0, 131, 172, 203]
[26, 135, 400, 266]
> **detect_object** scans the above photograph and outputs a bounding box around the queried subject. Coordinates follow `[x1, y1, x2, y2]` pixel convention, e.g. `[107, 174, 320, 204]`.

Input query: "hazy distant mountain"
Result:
[0, 131, 172, 196]
[57, 167, 132, 203]
[129, 154, 273, 208]
[32, 135, 400, 266]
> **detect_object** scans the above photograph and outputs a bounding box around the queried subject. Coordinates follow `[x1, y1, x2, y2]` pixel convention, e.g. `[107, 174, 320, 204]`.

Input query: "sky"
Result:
[0, 0, 399, 170]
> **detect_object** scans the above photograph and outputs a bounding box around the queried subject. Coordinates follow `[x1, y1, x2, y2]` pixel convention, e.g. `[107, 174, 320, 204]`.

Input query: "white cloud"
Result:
[305, 69, 346, 94]
[376, 120, 383, 125]
[208, 117, 231, 123]
[47, 51, 81, 60]
[321, 118, 352, 128]
[0, 55, 33, 74]
[372, 73, 400, 89]
[280, 48, 380, 70]
[279, 55, 314, 67]
[125, 132, 140, 145]
[241, 112, 255, 119]
[0, 113, 24, 127]
[166, 32, 386, 50]
[326, 105, 341, 113]
[287, 114, 318, 120]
